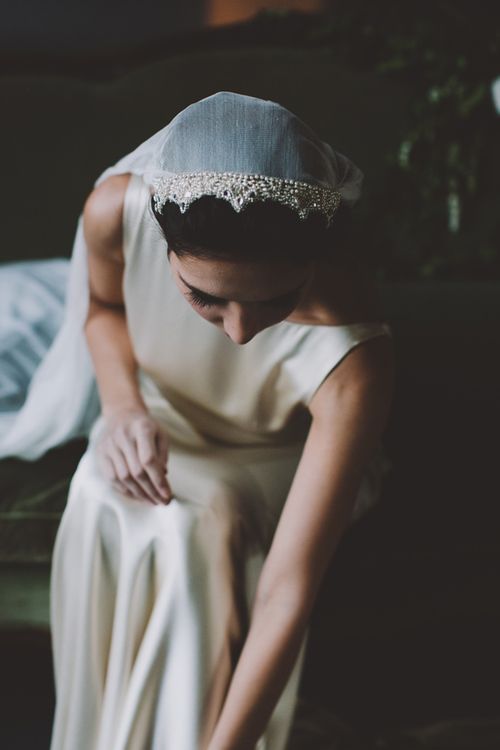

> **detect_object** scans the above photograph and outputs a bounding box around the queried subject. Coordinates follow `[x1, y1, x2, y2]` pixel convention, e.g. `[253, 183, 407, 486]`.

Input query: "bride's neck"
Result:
[285, 255, 380, 326]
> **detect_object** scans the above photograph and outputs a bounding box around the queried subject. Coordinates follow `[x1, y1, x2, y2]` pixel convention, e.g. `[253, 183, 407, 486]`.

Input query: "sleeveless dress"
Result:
[49, 174, 393, 750]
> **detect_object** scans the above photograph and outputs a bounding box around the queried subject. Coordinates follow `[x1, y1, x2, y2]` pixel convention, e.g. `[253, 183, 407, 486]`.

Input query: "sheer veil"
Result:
[0, 91, 364, 460]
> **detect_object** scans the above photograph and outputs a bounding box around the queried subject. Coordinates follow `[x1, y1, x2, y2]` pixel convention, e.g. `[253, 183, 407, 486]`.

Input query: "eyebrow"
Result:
[178, 273, 307, 304]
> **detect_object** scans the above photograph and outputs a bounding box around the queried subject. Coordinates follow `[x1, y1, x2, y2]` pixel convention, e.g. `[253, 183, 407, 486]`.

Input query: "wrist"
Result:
[101, 397, 148, 420]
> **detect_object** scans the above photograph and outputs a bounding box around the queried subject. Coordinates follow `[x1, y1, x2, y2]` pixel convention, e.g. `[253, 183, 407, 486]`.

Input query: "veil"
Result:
[0, 91, 365, 460]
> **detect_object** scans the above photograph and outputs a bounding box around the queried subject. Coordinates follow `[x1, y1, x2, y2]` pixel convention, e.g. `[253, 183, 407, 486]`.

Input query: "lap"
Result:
[67, 391, 381, 562]
[80, 397, 305, 549]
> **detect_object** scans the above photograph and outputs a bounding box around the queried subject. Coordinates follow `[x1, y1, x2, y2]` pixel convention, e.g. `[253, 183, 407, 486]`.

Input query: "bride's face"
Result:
[169, 251, 314, 345]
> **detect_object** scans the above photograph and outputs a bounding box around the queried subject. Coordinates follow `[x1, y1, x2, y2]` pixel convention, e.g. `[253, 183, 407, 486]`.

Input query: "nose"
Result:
[223, 305, 263, 345]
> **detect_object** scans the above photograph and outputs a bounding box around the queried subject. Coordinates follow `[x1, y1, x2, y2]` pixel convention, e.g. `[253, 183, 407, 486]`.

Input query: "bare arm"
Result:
[83, 174, 172, 505]
[207, 333, 395, 750]
[83, 173, 146, 418]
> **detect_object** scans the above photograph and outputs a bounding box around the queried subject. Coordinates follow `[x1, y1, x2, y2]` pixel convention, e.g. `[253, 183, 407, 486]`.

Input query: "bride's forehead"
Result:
[174, 253, 302, 278]
[171, 253, 309, 297]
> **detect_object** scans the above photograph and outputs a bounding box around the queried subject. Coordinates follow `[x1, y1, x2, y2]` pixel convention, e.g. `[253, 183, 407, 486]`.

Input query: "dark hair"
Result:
[148, 194, 359, 268]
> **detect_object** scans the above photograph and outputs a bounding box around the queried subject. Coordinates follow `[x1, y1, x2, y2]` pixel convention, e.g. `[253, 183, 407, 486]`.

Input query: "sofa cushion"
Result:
[0, 439, 86, 563]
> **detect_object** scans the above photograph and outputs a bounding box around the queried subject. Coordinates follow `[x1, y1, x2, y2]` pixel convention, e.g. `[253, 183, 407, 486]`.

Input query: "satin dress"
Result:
[49, 173, 392, 750]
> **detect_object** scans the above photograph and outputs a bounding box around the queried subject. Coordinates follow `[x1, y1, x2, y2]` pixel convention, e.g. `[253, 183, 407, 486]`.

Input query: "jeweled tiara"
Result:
[151, 171, 342, 226]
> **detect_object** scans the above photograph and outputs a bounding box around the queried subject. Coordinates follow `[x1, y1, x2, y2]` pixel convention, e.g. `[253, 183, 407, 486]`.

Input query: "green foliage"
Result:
[264, 2, 500, 280]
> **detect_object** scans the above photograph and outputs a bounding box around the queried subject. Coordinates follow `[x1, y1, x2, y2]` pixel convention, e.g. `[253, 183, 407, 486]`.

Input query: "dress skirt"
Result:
[49, 390, 378, 750]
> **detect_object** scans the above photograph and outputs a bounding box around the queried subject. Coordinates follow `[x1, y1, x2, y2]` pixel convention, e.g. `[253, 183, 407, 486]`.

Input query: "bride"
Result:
[2, 91, 394, 749]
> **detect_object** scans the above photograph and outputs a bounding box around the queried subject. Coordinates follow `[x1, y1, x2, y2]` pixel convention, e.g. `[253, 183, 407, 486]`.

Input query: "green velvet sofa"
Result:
[1, 38, 499, 748]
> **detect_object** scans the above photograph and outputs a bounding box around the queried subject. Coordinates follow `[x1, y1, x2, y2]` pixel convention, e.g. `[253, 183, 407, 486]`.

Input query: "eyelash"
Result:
[187, 290, 298, 310]
[187, 290, 217, 309]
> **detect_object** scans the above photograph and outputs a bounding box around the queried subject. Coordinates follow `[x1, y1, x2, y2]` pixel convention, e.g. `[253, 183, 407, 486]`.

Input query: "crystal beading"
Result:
[151, 171, 342, 226]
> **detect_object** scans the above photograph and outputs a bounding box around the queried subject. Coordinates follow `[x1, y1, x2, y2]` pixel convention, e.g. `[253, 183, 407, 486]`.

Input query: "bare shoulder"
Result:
[83, 173, 133, 309]
[308, 333, 395, 420]
[309, 258, 395, 409]
[83, 173, 133, 263]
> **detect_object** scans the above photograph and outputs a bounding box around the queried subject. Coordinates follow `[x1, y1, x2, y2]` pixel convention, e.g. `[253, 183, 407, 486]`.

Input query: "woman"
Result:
[7, 91, 394, 749]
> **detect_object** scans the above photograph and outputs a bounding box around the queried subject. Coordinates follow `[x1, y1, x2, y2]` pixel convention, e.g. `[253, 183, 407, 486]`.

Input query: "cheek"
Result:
[237, 308, 289, 333]
[262, 303, 296, 324]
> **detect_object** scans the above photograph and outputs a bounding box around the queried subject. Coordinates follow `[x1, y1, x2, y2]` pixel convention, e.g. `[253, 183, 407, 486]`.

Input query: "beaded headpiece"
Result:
[151, 170, 342, 227]
[142, 92, 364, 232]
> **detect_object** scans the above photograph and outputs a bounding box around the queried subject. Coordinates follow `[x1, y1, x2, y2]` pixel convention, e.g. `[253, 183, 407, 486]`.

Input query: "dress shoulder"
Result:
[282, 320, 393, 407]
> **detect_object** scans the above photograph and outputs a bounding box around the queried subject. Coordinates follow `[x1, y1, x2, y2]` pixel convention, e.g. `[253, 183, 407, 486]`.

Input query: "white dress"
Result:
[49, 173, 392, 750]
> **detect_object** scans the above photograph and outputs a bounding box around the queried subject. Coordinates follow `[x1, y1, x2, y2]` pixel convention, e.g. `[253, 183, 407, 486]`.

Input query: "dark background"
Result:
[1, 0, 205, 55]
[2, 0, 499, 281]
[1, 2, 499, 748]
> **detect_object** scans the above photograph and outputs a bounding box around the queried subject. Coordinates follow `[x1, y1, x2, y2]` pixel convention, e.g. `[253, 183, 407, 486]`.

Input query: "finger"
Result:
[122, 437, 171, 504]
[110, 477, 157, 505]
[108, 443, 160, 505]
[155, 439, 172, 494]
[155, 431, 173, 498]
[155, 429, 170, 468]
[135, 429, 172, 500]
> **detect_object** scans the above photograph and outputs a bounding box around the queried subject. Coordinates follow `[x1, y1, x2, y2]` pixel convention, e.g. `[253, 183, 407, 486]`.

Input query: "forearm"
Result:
[207, 337, 394, 749]
[206, 593, 309, 750]
[84, 299, 147, 418]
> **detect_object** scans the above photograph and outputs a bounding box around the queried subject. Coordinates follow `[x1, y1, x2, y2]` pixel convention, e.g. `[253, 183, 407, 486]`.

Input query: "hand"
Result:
[95, 407, 173, 505]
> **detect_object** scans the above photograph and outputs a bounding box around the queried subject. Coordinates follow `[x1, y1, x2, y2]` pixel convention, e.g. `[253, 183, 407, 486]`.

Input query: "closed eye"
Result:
[187, 287, 301, 310]
[187, 290, 219, 309]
